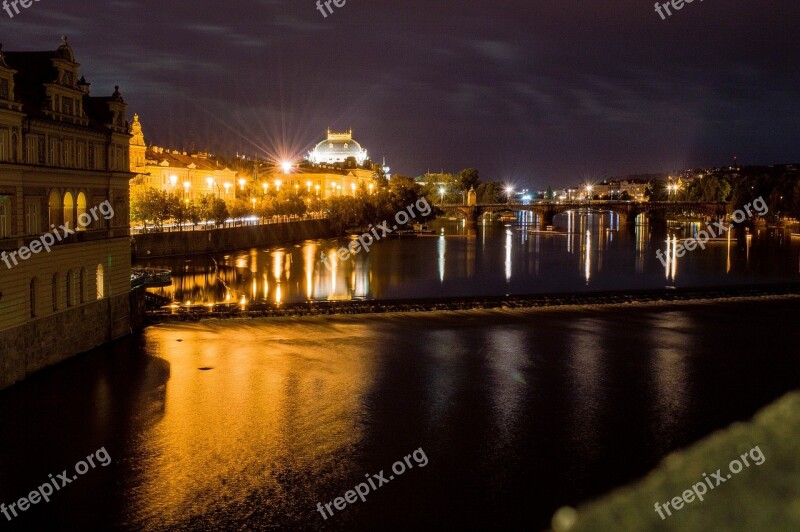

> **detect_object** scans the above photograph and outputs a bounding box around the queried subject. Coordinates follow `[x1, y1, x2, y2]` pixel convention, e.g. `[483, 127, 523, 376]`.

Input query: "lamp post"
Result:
[505, 187, 514, 205]
[439, 186, 446, 206]
[275, 179, 282, 192]
[223, 182, 231, 198]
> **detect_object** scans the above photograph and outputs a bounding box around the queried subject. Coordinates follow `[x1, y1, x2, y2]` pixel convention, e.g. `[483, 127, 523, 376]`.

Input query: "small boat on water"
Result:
[390, 224, 436, 238]
[131, 268, 172, 288]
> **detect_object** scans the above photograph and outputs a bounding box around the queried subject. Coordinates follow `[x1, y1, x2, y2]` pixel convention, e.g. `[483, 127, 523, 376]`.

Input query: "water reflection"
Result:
[138, 214, 800, 306]
[127, 321, 378, 529]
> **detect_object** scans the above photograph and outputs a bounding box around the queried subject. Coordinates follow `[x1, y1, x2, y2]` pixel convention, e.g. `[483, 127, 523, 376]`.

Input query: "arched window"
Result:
[63, 191, 74, 230]
[76, 192, 87, 231]
[48, 189, 61, 228]
[66, 269, 74, 307]
[29, 278, 36, 318]
[96, 263, 104, 299]
[52, 273, 59, 311]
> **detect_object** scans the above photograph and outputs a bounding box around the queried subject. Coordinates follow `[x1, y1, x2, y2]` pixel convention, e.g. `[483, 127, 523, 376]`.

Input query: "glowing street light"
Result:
[223, 182, 232, 196]
[275, 179, 282, 192]
[281, 161, 293, 174]
[238, 178, 247, 191]
[439, 186, 446, 205]
[505, 186, 514, 205]
[183, 181, 191, 199]
[306, 181, 312, 193]
[368, 183, 375, 195]
[262, 182, 269, 194]
[584, 184, 594, 200]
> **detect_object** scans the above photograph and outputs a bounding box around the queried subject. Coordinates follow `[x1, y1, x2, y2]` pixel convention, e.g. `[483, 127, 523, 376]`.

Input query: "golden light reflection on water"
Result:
[130, 320, 378, 527]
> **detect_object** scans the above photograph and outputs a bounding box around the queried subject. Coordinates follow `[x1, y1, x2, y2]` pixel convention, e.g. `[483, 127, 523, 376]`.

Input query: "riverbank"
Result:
[131, 219, 336, 259]
[145, 282, 800, 322]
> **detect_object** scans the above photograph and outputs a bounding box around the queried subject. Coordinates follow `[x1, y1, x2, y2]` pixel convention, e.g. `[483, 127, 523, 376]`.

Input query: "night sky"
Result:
[3, 0, 799, 187]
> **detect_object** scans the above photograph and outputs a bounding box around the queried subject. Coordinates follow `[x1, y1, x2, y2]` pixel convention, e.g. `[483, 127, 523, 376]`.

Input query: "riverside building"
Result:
[0, 38, 134, 390]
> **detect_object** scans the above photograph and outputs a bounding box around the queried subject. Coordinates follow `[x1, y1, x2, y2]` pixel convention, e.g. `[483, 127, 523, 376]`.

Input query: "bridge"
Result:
[441, 201, 731, 226]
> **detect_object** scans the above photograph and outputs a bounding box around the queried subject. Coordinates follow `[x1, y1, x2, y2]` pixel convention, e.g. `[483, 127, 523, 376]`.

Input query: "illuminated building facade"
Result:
[129, 114, 239, 200]
[307, 129, 368, 165]
[0, 38, 133, 390]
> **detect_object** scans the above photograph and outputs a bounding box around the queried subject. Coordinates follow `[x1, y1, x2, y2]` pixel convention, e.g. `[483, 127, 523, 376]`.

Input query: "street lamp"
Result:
[223, 182, 231, 197]
[183, 181, 191, 200]
[275, 179, 282, 192]
[584, 184, 593, 201]
[238, 178, 247, 191]
[262, 182, 269, 195]
[281, 161, 293, 174]
[505, 186, 514, 205]
[439, 186, 446, 205]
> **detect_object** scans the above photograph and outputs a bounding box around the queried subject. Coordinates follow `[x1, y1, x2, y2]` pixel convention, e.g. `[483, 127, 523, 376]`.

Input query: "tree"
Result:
[211, 199, 229, 225]
[457, 168, 481, 191]
[645, 180, 668, 201]
[475, 181, 503, 204]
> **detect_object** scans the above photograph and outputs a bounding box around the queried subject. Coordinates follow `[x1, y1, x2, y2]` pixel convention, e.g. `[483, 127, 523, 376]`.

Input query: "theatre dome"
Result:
[308, 130, 368, 165]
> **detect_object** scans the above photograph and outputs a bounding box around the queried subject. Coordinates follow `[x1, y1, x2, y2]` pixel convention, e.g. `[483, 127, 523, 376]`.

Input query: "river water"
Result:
[137, 214, 800, 306]
[2, 214, 800, 531]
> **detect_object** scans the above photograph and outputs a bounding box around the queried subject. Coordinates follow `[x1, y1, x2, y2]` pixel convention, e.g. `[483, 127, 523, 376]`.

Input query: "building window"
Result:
[77, 192, 87, 231]
[0, 130, 7, 162]
[52, 273, 59, 312]
[63, 191, 74, 229]
[63, 98, 73, 116]
[88, 142, 95, 169]
[96, 264, 104, 299]
[0, 78, 8, 100]
[30, 278, 36, 318]
[0, 197, 9, 238]
[25, 201, 41, 235]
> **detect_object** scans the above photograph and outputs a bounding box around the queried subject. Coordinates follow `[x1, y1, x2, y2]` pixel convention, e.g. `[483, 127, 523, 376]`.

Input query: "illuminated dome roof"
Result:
[308, 130, 368, 165]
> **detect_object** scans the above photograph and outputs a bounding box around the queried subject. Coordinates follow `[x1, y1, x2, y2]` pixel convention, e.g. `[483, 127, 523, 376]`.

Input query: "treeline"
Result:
[645, 165, 800, 218]
[131, 178, 434, 231]
[131, 188, 317, 229]
[419, 168, 505, 204]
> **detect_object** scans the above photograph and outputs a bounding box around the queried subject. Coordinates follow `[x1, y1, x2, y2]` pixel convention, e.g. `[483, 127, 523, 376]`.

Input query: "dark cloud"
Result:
[3, 0, 798, 187]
